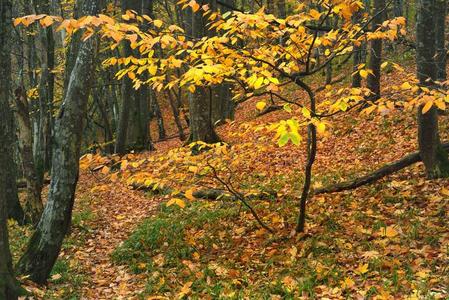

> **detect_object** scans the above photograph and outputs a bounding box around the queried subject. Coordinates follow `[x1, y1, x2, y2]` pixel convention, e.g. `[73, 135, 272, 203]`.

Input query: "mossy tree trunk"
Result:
[14, 87, 43, 225]
[16, 0, 105, 284]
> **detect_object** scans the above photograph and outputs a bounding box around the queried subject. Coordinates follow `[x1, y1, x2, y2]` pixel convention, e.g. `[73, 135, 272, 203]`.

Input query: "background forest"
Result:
[0, 0, 448, 299]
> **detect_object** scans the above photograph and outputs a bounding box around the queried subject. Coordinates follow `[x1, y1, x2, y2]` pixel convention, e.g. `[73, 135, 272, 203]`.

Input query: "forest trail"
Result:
[73, 173, 158, 299]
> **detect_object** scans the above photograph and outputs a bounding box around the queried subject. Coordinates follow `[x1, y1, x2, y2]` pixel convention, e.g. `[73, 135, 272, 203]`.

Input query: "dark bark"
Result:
[352, 5, 367, 88]
[416, 0, 449, 178]
[1, 0, 25, 225]
[33, 0, 55, 185]
[316, 142, 449, 194]
[366, 0, 385, 100]
[393, 0, 403, 17]
[435, 0, 447, 81]
[115, 0, 154, 154]
[167, 90, 186, 141]
[0, 0, 26, 298]
[16, 0, 105, 284]
[187, 1, 222, 144]
[93, 87, 114, 153]
[13, 87, 43, 225]
[277, 0, 286, 18]
[296, 83, 317, 233]
[150, 90, 167, 141]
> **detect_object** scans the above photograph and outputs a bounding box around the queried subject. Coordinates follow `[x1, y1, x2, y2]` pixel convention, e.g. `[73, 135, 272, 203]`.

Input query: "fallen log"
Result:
[130, 183, 277, 201]
[315, 142, 449, 194]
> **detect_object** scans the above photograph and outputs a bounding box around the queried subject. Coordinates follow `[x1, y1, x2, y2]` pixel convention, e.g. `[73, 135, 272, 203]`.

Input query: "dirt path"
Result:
[73, 172, 159, 299]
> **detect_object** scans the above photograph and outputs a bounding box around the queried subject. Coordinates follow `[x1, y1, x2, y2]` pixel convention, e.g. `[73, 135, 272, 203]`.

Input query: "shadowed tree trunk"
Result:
[416, 0, 449, 178]
[14, 87, 43, 225]
[33, 0, 55, 188]
[2, 0, 25, 225]
[352, 1, 368, 88]
[211, 0, 235, 125]
[0, 0, 26, 298]
[16, 0, 105, 284]
[186, 0, 227, 143]
[435, 0, 447, 81]
[366, 0, 385, 100]
[277, 0, 286, 18]
[115, 0, 155, 153]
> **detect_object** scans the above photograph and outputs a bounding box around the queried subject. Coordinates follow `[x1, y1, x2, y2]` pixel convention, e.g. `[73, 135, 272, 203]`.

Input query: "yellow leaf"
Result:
[185, 189, 196, 201]
[256, 101, 267, 111]
[153, 19, 163, 28]
[440, 187, 449, 196]
[309, 9, 321, 20]
[359, 69, 368, 79]
[400, 82, 412, 90]
[356, 263, 369, 274]
[167, 198, 186, 208]
[316, 122, 326, 134]
[188, 166, 198, 173]
[189, 0, 200, 12]
[254, 77, 264, 89]
[177, 281, 192, 299]
[110, 172, 118, 182]
[381, 61, 389, 69]
[341, 277, 355, 289]
[101, 166, 110, 175]
[435, 99, 446, 110]
[380, 226, 399, 238]
[421, 100, 434, 114]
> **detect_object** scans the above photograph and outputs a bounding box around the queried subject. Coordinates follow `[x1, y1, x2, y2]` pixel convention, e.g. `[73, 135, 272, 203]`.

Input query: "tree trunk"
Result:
[277, 0, 286, 18]
[187, 1, 222, 143]
[0, 0, 26, 298]
[1, 0, 25, 225]
[150, 90, 167, 140]
[352, 4, 367, 88]
[366, 0, 385, 100]
[416, 0, 449, 178]
[211, 0, 235, 125]
[393, 0, 403, 17]
[115, 0, 155, 153]
[167, 90, 186, 141]
[16, 0, 105, 284]
[435, 0, 447, 81]
[33, 0, 55, 187]
[13, 87, 43, 225]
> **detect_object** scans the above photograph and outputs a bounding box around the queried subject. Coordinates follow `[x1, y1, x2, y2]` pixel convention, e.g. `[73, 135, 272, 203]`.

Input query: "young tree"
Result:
[16, 0, 106, 284]
[416, 0, 449, 178]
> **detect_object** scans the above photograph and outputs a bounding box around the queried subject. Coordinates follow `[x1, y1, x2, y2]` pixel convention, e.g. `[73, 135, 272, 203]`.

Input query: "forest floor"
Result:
[10, 57, 449, 299]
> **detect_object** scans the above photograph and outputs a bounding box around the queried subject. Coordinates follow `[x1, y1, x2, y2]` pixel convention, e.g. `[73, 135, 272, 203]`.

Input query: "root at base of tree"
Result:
[315, 142, 449, 194]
